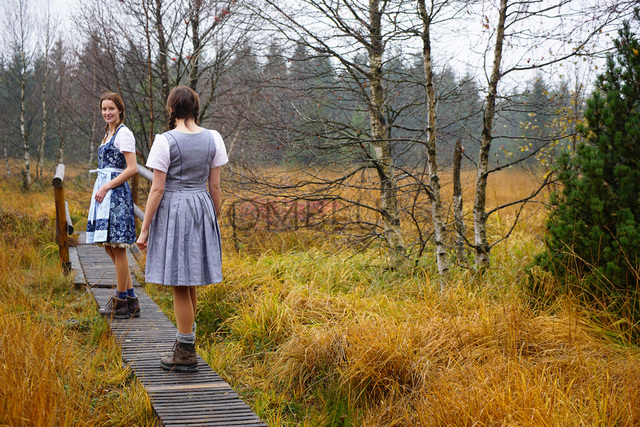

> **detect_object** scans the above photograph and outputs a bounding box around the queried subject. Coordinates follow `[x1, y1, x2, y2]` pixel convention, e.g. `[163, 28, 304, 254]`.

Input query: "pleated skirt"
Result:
[145, 189, 222, 287]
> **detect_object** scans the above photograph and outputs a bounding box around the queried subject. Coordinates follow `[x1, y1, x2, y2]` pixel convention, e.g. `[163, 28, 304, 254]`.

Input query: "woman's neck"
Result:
[174, 118, 201, 133]
[108, 123, 120, 134]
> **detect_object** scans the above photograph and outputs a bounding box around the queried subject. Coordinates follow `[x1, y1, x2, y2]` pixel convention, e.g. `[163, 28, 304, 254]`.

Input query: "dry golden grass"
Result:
[5, 163, 638, 426]
[0, 174, 154, 426]
[184, 165, 640, 426]
[198, 231, 640, 426]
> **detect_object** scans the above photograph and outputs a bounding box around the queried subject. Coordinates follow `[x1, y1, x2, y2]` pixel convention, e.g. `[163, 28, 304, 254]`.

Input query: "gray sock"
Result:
[176, 331, 196, 344]
[192, 322, 197, 334]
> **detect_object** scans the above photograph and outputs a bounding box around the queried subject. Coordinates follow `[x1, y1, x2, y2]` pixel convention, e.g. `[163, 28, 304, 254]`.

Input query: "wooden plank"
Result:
[77, 242, 266, 426]
[69, 246, 86, 286]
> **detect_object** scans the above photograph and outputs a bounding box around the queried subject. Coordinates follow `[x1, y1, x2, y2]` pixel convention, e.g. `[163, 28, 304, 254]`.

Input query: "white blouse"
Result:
[146, 129, 228, 173]
[102, 125, 136, 153]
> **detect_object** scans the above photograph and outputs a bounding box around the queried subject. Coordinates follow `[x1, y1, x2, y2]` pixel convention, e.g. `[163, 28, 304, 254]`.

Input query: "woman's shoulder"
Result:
[117, 124, 135, 138]
[152, 132, 170, 148]
[206, 128, 223, 141]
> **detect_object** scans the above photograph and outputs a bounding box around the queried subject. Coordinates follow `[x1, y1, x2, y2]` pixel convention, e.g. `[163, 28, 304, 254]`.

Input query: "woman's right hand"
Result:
[136, 229, 149, 250]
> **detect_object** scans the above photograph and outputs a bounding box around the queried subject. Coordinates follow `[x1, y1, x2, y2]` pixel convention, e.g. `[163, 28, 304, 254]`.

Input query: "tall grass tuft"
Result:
[0, 177, 155, 426]
[124, 166, 640, 425]
[186, 211, 640, 425]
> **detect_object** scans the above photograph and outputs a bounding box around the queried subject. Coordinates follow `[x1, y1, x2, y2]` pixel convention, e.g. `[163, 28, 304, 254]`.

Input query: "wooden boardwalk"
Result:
[71, 235, 266, 427]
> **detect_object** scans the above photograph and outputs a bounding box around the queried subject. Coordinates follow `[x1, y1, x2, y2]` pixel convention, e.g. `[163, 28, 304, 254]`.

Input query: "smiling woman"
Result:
[86, 91, 140, 319]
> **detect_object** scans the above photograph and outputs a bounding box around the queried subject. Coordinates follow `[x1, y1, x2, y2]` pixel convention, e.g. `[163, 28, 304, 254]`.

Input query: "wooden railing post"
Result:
[52, 164, 72, 273]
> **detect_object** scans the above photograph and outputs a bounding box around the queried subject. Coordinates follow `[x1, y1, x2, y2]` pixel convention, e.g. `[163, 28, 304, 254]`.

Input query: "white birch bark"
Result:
[473, 0, 508, 270]
[20, 51, 30, 189]
[37, 3, 54, 181]
[38, 72, 48, 181]
[418, 0, 448, 277]
[3, 140, 11, 177]
[453, 140, 466, 264]
[368, 0, 405, 269]
[88, 64, 97, 167]
[56, 129, 64, 164]
[12, 0, 33, 189]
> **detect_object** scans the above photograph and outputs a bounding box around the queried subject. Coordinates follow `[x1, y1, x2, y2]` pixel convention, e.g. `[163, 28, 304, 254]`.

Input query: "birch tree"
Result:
[470, 0, 631, 270]
[0, 54, 10, 176]
[416, 0, 472, 276]
[51, 39, 71, 164]
[4, 0, 37, 189]
[251, 0, 410, 268]
[36, 1, 56, 181]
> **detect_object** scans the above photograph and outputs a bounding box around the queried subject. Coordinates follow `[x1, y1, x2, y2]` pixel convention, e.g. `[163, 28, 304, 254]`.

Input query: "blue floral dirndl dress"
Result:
[86, 125, 136, 247]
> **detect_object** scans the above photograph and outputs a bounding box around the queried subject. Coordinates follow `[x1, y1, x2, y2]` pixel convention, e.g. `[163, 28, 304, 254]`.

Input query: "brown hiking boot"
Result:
[127, 296, 140, 318]
[99, 296, 129, 319]
[160, 340, 198, 372]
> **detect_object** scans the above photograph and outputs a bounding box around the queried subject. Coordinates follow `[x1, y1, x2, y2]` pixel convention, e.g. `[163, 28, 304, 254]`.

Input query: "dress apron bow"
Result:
[86, 167, 124, 244]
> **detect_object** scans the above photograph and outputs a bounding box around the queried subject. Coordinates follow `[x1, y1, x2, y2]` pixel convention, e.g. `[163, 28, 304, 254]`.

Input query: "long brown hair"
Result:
[99, 91, 126, 135]
[166, 86, 200, 130]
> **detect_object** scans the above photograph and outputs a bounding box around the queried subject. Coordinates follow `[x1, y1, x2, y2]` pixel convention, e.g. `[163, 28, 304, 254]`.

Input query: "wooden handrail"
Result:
[132, 164, 153, 221]
[51, 163, 152, 271]
[137, 163, 153, 182]
[65, 201, 74, 235]
[52, 164, 72, 273]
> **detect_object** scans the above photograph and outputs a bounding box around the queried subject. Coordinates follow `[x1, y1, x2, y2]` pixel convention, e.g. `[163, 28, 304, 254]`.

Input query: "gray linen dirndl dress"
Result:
[145, 129, 223, 287]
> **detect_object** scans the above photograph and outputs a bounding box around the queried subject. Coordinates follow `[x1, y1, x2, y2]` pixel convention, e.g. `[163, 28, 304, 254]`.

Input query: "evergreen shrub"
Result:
[531, 19, 640, 304]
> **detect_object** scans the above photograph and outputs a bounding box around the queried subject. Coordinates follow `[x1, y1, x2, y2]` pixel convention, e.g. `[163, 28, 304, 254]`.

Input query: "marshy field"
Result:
[1, 164, 639, 426]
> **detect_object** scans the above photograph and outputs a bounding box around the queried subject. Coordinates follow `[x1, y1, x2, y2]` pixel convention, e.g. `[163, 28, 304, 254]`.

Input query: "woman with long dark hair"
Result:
[137, 86, 228, 371]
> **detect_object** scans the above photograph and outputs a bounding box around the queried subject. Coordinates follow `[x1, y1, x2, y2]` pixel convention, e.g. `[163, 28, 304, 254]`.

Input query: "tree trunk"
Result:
[418, 0, 448, 277]
[37, 11, 52, 182]
[453, 140, 467, 264]
[188, 0, 201, 90]
[20, 60, 30, 190]
[473, 0, 508, 270]
[3, 140, 10, 177]
[38, 64, 48, 181]
[56, 132, 65, 164]
[368, 0, 405, 269]
[144, 0, 155, 150]
[155, 0, 169, 127]
[88, 65, 97, 167]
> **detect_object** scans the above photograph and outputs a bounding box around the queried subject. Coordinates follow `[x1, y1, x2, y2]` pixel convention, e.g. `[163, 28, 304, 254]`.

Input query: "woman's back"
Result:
[163, 129, 217, 191]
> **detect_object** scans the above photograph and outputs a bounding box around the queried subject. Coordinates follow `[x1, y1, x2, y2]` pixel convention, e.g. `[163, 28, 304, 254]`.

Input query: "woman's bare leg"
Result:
[174, 286, 195, 335]
[189, 287, 197, 317]
[104, 246, 115, 263]
[111, 247, 133, 293]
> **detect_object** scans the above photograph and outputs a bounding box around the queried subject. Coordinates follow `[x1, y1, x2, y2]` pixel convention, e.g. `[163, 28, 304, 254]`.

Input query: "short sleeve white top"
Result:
[146, 129, 228, 173]
[102, 125, 136, 153]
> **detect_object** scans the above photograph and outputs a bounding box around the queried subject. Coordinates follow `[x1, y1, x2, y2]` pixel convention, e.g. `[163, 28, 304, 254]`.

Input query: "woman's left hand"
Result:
[136, 229, 149, 250]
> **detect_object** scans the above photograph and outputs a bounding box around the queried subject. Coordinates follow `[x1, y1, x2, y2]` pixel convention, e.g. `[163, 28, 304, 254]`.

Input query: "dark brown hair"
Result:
[99, 91, 126, 135]
[166, 86, 200, 130]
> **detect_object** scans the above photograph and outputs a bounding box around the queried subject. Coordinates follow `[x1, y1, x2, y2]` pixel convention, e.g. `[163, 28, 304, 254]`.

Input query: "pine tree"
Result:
[535, 18, 640, 292]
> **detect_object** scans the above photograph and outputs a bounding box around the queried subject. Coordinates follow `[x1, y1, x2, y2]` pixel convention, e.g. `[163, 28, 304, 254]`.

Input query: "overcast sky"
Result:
[49, 0, 79, 33]
[10, 0, 623, 95]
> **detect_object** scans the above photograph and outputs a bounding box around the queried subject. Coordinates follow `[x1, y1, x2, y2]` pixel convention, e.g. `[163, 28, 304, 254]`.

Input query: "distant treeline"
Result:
[0, 0, 599, 173]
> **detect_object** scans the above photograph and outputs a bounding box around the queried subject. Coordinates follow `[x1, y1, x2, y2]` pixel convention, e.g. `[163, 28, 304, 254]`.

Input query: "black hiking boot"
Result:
[127, 296, 141, 318]
[99, 296, 129, 319]
[160, 340, 198, 372]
